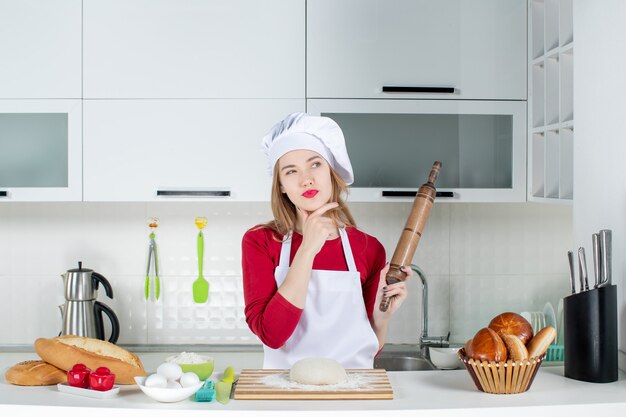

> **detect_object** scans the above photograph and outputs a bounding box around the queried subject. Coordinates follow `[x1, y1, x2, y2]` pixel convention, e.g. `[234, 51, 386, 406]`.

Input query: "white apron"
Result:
[263, 227, 380, 369]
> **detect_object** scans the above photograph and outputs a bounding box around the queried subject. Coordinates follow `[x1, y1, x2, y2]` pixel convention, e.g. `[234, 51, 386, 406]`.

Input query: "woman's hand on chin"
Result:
[297, 202, 339, 255]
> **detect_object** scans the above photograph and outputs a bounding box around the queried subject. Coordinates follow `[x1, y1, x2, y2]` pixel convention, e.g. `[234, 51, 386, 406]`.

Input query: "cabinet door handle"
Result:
[382, 190, 454, 198]
[382, 86, 455, 94]
[156, 190, 231, 197]
[0, 191, 7, 197]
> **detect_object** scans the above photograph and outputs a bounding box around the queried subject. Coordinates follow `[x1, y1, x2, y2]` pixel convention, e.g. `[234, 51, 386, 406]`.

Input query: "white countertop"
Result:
[1, 350, 626, 417]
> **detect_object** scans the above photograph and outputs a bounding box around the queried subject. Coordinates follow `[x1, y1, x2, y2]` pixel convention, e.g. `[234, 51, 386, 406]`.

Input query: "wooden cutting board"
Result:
[233, 368, 393, 400]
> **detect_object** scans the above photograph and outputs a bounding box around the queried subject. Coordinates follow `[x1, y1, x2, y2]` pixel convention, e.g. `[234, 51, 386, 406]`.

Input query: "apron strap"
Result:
[338, 227, 358, 272]
[278, 233, 292, 268]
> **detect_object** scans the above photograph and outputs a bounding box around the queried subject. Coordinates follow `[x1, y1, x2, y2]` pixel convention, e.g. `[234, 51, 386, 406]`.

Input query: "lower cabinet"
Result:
[83, 99, 303, 202]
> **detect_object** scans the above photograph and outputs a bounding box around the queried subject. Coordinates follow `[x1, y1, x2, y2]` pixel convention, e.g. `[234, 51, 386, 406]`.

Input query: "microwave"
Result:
[307, 99, 526, 203]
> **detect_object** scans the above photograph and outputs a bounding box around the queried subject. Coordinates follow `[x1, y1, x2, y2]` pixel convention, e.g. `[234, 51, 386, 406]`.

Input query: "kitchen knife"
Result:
[598, 229, 612, 287]
[567, 250, 576, 294]
[578, 247, 589, 291]
[592, 233, 602, 288]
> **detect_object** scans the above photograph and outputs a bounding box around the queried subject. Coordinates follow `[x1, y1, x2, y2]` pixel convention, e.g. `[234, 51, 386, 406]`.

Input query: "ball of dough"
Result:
[289, 358, 347, 385]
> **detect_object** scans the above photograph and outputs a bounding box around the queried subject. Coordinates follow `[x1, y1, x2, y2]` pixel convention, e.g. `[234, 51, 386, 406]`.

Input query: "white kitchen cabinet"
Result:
[83, 99, 303, 201]
[0, 100, 82, 201]
[83, 0, 304, 99]
[307, 0, 527, 100]
[308, 99, 527, 203]
[0, 0, 81, 99]
[528, 0, 573, 202]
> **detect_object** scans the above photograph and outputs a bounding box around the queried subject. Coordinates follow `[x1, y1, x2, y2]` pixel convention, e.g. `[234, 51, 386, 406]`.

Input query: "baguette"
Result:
[5, 360, 66, 386]
[34, 336, 145, 384]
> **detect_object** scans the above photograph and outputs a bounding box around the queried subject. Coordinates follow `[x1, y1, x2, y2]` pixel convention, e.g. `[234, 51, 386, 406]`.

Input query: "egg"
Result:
[166, 380, 182, 389]
[179, 371, 200, 388]
[144, 373, 167, 388]
[157, 362, 183, 381]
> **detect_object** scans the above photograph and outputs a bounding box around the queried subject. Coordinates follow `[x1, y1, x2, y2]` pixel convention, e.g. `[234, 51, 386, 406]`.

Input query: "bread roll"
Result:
[526, 326, 556, 359]
[469, 327, 508, 362]
[34, 336, 145, 384]
[488, 312, 533, 345]
[464, 339, 473, 358]
[5, 360, 66, 386]
[500, 333, 529, 361]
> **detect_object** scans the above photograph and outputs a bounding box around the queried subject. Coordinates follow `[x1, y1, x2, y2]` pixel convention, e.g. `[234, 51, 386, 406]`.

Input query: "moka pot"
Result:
[59, 262, 120, 343]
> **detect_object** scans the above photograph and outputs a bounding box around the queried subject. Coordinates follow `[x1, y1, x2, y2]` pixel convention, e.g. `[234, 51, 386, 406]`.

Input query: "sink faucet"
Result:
[411, 264, 450, 357]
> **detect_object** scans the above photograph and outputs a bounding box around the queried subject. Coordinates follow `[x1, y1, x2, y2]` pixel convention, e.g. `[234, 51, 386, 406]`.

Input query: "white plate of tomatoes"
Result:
[57, 363, 119, 399]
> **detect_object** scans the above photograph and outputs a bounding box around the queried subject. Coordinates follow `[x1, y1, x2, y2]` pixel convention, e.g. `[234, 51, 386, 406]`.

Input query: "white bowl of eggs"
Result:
[135, 362, 204, 403]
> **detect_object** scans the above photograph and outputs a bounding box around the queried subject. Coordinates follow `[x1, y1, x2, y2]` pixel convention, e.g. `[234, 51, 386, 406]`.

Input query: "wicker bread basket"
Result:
[458, 348, 545, 394]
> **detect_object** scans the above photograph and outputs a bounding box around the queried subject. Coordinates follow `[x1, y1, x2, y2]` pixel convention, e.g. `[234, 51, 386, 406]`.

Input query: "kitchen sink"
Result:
[373, 355, 436, 371]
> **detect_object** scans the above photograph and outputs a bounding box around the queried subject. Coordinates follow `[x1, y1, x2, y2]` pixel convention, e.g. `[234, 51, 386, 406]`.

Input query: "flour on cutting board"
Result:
[260, 372, 375, 391]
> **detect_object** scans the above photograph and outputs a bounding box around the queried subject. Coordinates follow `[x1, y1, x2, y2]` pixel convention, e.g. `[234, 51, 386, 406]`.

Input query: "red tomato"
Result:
[71, 363, 89, 372]
[89, 368, 116, 391]
[67, 365, 90, 388]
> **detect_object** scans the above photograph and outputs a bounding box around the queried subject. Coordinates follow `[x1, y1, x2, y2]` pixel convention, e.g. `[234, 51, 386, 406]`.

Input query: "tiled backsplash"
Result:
[0, 202, 572, 346]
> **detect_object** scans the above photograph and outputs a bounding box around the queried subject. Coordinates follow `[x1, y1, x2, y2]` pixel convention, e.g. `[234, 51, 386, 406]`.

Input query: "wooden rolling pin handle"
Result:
[379, 161, 441, 312]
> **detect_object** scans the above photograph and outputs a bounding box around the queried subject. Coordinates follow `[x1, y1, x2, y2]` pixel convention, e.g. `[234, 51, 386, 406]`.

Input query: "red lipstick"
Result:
[302, 190, 319, 198]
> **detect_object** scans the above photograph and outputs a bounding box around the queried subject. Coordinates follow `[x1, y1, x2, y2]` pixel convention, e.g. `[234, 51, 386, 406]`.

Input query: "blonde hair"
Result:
[259, 165, 357, 239]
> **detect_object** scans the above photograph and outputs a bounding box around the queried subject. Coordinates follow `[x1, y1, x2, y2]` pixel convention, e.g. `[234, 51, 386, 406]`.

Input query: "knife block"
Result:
[563, 285, 618, 383]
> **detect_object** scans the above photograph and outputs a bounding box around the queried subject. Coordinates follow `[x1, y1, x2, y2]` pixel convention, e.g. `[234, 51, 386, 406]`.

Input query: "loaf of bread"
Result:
[34, 336, 145, 384]
[488, 312, 534, 345]
[526, 326, 556, 359]
[469, 327, 508, 362]
[5, 360, 66, 386]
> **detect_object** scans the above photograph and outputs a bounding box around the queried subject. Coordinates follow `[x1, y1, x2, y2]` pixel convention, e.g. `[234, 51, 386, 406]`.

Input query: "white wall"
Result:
[574, 1, 626, 367]
[0, 202, 571, 347]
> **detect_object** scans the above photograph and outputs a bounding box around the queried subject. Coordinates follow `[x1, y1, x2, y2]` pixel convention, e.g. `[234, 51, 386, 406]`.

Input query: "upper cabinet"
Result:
[0, 100, 82, 201]
[83, 0, 304, 99]
[83, 99, 303, 202]
[308, 99, 527, 203]
[307, 0, 527, 100]
[0, 0, 81, 98]
[528, 0, 574, 202]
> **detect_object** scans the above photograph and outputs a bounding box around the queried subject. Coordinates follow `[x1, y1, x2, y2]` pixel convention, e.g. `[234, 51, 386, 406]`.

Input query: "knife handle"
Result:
[599, 229, 612, 286]
[592, 233, 601, 288]
[567, 250, 576, 294]
[577, 247, 588, 291]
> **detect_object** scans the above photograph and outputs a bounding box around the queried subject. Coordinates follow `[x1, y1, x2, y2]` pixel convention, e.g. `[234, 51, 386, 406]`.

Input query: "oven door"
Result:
[307, 99, 526, 203]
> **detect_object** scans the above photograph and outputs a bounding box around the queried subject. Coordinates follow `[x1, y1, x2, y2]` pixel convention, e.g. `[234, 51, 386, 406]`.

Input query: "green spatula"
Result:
[193, 217, 209, 303]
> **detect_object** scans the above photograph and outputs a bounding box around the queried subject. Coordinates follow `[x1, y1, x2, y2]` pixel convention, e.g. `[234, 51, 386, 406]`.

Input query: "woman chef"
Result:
[241, 112, 409, 369]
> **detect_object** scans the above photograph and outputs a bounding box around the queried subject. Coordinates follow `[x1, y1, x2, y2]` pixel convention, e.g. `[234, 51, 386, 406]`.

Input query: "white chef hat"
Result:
[261, 112, 354, 185]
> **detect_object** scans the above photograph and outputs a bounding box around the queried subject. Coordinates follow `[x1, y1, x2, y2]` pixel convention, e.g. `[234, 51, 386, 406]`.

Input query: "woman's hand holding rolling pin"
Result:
[373, 263, 410, 322]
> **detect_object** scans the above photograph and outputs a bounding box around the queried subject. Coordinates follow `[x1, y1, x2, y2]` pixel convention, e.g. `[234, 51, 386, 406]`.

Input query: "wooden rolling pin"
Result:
[379, 161, 441, 312]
